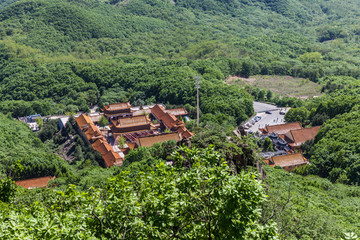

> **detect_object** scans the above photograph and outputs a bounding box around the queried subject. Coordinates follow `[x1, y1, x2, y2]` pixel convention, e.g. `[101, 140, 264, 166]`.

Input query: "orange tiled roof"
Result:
[271, 153, 308, 170]
[76, 114, 123, 167]
[151, 104, 167, 121]
[116, 115, 150, 127]
[102, 102, 132, 115]
[84, 123, 103, 141]
[151, 105, 193, 139]
[92, 139, 113, 155]
[288, 126, 321, 147]
[137, 133, 181, 147]
[104, 102, 131, 111]
[102, 150, 123, 167]
[15, 176, 55, 189]
[92, 139, 123, 167]
[75, 114, 92, 130]
[264, 122, 302, 135]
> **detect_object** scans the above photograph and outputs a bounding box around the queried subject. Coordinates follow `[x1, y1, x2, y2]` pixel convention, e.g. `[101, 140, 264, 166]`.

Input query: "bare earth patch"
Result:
[226, 75, 322, 99]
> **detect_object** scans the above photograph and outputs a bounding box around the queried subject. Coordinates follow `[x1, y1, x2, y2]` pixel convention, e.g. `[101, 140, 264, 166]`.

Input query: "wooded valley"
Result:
[0, 0, 360, 239]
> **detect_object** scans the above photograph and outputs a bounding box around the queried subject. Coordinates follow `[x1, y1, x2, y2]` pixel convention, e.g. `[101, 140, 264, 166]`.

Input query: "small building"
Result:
[137, 133, 181, 147]
[151, 104, 193, 139]
[102, 102, 133, 120]
[88, 113, 103, 124]
[260, 122, 302, 136]
[28, 122, 39, 131]
[164, 108, 188, 118]
[15, 176, 55, 189]
[259, 150, 287, 159]
[268, 153, 309, 172]
[284, 126, 321, 149]
[92, 139, 123, 167]
[111, 115, 153, 135]
[26, 114, 42, 123]
[58, 117, 69, 130]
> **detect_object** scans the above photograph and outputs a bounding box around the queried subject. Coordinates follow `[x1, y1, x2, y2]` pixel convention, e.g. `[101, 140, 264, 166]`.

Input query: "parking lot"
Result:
[243, 102, 290, 133]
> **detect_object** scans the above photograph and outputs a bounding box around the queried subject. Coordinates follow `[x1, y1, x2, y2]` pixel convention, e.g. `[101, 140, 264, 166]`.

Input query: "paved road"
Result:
[242, 102, 290, 133]
[253, 101, 279, 112]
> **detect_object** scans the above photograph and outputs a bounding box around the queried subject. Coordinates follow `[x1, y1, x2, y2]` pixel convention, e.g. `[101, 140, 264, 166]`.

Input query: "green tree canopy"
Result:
[284, 107, 310, 124]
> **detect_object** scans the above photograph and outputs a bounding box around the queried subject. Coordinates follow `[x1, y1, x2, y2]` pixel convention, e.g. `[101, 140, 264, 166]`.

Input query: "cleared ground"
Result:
[226, 75, 322, 99]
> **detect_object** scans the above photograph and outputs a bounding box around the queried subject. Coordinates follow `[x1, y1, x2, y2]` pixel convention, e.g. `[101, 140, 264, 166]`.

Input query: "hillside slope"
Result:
[0, 113, 71, 180]
[0, 0, 359, 81]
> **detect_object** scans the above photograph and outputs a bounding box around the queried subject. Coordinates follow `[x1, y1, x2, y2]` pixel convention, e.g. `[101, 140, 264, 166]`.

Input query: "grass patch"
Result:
[227, 75, 323, 99]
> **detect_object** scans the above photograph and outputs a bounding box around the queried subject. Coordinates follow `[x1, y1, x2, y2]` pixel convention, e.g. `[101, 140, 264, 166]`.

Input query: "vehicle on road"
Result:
[265, 111, 272, 114]
[254, 116, 261, 122]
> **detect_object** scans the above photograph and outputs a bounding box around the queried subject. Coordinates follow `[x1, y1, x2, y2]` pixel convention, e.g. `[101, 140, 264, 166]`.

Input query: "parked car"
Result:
[265, 111, 272, 114]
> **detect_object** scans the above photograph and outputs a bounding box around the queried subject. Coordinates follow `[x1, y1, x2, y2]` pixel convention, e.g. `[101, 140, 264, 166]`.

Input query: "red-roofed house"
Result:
[137, 133, 181, 147]
[75, 114, 123, 167]
[165, 108, 188, 118]
[285, 126, 321, 148]
[111, 115, 153, 135]
[260, 122, 302, 136]
[102, 102, 133, 119]
[151, 104, 193, 139]
[75, 114, 92, 131]
[269, 153, 309, 172]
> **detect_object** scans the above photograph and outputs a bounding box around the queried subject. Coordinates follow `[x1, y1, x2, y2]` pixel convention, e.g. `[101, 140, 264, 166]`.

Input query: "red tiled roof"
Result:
[151, 105, 193, 139]
[288, 126, 321, 147]
[137, 133, 181, 147]
[151, 104, 184, 130]
[178, 126, 194, 139]
[263, 122, 302, 135]
[15, 176, 55, 189]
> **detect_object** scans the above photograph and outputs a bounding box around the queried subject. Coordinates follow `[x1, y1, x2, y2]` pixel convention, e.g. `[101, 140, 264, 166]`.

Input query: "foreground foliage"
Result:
[264, 167, 360, 240]
[0, 147, 277, 239]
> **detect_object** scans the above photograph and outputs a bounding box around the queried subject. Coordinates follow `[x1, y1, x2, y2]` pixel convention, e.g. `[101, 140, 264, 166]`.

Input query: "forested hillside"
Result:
[1, 0, 360, 239]
[0, 113, 71, 180]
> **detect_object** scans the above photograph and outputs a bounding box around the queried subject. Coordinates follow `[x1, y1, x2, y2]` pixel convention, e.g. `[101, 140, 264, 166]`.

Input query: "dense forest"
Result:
[1, 0, 360, 239]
